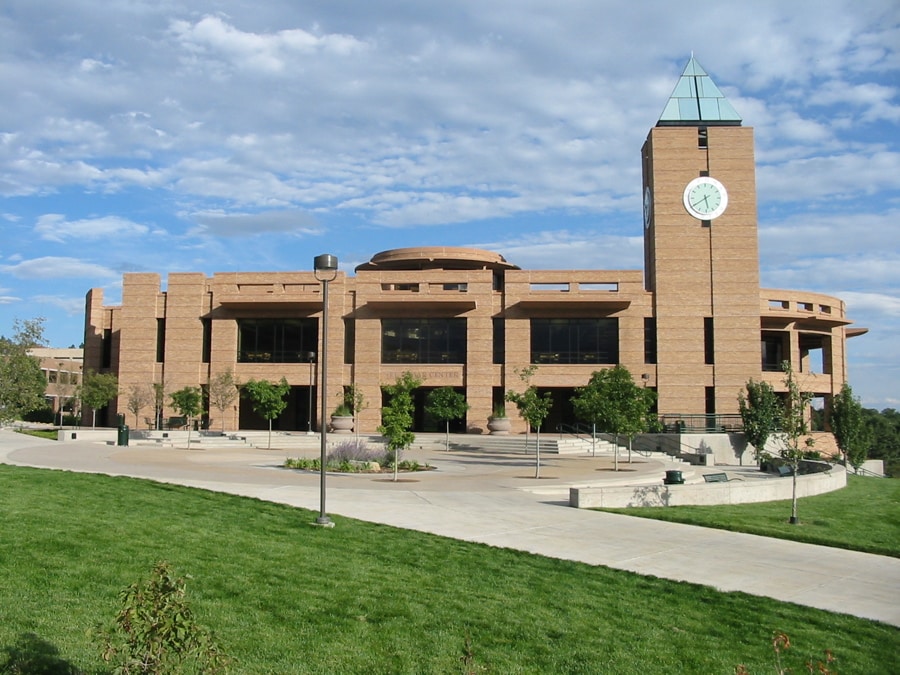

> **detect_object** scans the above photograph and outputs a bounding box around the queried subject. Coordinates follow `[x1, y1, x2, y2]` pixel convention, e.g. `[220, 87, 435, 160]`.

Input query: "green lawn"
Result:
[600, 474, 900, 557]
[15, 428, 58, 440]
[1, 465, 897, 674]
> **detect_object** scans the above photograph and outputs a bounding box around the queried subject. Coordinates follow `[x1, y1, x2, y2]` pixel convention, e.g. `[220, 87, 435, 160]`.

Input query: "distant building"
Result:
[28, 347, 84, 422]
[84, 58, 865, 433]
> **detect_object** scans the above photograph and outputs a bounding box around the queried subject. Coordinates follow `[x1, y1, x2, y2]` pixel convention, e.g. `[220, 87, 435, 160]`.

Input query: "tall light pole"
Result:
[305, 351, 316, 435]
[313, 254, 338, 528]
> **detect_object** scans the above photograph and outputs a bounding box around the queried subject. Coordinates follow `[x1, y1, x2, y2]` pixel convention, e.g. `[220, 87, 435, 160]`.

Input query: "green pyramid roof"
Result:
[657, 56, 742, 126]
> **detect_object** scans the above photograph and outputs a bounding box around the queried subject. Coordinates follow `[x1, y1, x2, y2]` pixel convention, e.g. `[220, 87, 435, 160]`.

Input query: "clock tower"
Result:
[642, 57, 762, 417]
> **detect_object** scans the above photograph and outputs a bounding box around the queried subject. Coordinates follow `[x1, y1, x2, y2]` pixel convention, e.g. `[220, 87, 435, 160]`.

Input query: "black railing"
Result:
[658, 414, 743, 433]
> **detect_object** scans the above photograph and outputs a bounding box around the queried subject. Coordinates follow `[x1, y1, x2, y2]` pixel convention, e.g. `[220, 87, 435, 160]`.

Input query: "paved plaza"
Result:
[2, 429, 898, 627]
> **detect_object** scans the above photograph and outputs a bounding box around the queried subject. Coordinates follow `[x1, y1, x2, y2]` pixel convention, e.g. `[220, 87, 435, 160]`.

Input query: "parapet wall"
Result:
[569, 464, 846, 509]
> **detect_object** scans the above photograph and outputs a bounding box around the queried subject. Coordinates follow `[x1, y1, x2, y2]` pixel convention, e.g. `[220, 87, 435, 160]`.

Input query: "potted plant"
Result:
[330, 402, 354, 434]
[487, 404, 511, 435]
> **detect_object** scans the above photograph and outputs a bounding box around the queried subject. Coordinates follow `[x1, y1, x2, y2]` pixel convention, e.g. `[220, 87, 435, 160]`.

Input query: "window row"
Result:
[229, 318, 624, 365]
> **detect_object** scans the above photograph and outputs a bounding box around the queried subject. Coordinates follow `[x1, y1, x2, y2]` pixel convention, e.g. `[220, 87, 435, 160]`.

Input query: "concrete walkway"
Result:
[2, 429, 898, 627]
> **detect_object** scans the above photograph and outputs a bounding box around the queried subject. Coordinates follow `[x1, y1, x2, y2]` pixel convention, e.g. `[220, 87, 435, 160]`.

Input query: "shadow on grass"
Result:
[0, 633, 82, 674]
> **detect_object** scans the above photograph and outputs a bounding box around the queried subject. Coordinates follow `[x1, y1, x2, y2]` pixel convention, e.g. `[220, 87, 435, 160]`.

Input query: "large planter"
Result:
[487, 417, 511, 435]
[330, 415, 354, 434]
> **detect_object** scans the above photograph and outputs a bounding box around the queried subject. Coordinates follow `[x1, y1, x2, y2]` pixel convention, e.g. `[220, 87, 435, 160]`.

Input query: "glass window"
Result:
[237, 318, 318, 363]
[381, 318, 466, 364]
[530, 318, 618, 364]
[493, 318, 505, 364]
[644, 317, 657, 364]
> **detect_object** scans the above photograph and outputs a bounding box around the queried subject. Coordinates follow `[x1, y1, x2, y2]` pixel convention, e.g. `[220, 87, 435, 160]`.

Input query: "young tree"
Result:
[571, 365, 655, 471]
[738, 378, 781, 465]
[506, 365, 553, 478]
[0, 318, 49, 425]
[830, 382, 868, 470]
[208, 369, 240, 432]
[425, 387, 469, 451]
[152, 381, 167, 430]
[242, 378, 290, 449]
[81, 370, 119, 428]
[778, 362, 815, 525]
[170, 386, 203, 447]
[125, 384, 153, 428]
[344, 383, 367, 443]
[378, 371, 421, 482]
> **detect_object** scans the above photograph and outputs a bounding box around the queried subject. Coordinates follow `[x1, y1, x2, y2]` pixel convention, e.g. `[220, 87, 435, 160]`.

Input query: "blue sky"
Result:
[1, 1, 898, 408]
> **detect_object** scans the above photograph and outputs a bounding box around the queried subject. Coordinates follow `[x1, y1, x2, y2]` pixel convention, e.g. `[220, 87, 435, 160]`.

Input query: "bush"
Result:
[283, 441, 433, 473]
[22, 407, 54, 423]
[95, 561, 230, 674]
[327, 440, 382, 464]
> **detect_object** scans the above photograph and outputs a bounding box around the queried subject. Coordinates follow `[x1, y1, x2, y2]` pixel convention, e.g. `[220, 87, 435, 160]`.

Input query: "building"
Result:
[28, 347, 84, 423]
[83, 58, 865, 433]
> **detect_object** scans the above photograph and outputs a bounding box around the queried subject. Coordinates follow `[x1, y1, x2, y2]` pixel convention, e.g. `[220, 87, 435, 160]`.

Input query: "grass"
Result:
[0, 465, 897, 674]
[15, 428, 58, 440]
[600, 474, 900, 557]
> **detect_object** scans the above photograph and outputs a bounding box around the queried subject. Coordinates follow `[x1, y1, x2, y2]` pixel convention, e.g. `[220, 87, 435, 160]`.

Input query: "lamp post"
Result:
[305, 351, 316, 435]
[313, 253, 338, 528]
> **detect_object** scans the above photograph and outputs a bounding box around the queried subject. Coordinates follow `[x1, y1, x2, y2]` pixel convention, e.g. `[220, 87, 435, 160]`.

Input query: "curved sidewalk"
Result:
[2, 429, 898, 627]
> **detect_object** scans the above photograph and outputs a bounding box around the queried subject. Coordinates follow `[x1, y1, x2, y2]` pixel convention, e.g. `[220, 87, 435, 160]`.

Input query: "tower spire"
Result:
[657, 56, 742, 126]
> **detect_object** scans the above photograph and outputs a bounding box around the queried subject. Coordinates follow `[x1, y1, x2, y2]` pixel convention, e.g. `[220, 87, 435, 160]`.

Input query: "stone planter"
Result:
[487, 417, 511, 435]
[330, 415, 354, 434]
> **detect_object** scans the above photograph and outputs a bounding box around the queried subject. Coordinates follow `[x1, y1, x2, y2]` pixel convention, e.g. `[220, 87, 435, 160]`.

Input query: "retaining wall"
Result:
[569, 463, 846, 509]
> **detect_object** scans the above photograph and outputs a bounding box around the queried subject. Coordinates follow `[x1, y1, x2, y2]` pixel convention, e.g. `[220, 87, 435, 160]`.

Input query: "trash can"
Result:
[664, 470, 684, 485]
[117, 414, 129, 447]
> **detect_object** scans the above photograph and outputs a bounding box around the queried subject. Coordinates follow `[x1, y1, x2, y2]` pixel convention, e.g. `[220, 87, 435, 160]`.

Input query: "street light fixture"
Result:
[313, 253, 338, 528]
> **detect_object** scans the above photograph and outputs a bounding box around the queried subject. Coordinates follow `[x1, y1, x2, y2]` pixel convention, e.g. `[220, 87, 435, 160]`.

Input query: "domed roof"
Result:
[355, 246, 519, 272]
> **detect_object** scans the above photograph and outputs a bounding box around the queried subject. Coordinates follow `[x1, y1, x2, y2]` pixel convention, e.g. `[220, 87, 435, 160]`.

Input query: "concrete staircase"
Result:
[130, 430, 621, 455]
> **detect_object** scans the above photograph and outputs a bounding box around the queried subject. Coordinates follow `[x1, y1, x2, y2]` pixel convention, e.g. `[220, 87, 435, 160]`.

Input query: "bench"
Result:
[166, 416, 187, 430]
[703, 472, 729, 483]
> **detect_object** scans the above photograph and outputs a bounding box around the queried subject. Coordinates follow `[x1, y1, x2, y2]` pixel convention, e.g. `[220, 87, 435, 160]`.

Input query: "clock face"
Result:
[643, 186, 652, 229]
[683, 177, 728, 220]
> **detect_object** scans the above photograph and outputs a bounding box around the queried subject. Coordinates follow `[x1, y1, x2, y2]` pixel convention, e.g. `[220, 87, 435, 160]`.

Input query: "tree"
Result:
[425, 387, 469, 451]
[378, 371, 421, 482]
[506, 366, 553, 478]
[571, 365, 656, 471]
[125, 384, 153, 428]
[81, 370, 119, 429]
[0, 318, 49, 425]
[345, 383, 367, 443]
[242, 378, 290, 449]
[830, 382, 868, 471]
[152, 381, 167, 430]
[170, 386, 203, 447]
[738, 378, 781, 465]
[862, 407, 900, 476]
[778, 362, 815, 525]
[208, 369, 240, 432]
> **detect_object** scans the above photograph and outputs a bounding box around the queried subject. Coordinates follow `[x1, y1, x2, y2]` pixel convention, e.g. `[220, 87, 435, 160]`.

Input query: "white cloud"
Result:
[190, 209, 321, 237]
[0, 257, 118, 280]
[31, 295, 87, 315]
[168, 15, 368, 74]
[34, 214, 149, 242]
[838, 291, 900, 317]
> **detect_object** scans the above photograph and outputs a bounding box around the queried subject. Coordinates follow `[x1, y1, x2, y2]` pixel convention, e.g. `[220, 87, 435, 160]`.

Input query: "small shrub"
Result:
[735, 631, 836, 674]
[327, 440, 381, 464]
[95, 561, 230, 674]
[23, 407, 54, 424]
